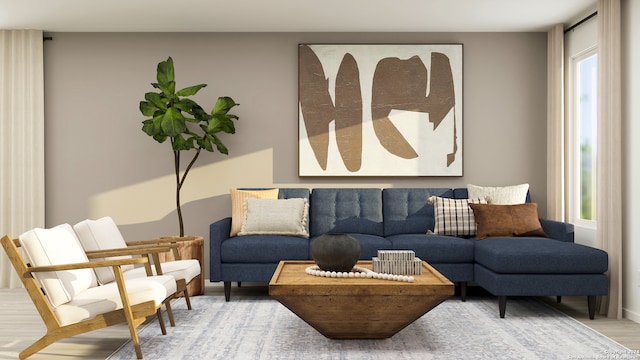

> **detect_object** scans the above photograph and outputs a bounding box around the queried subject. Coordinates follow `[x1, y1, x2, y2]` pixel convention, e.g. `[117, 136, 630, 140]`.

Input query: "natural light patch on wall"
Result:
[89, 149, 275, 225]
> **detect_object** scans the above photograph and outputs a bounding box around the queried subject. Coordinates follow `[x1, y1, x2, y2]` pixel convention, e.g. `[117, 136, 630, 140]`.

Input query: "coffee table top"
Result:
[269, 260, 454, 297]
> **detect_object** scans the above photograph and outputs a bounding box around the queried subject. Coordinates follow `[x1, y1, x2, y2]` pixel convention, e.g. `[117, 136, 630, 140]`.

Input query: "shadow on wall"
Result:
[117, 193, 231, 280]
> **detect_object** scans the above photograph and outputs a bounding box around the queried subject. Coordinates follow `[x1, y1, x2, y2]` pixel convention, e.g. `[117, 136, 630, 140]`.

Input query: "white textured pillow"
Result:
[467, 183, 529, 205]
[239, 198, 310, 238]
[428, 196, 486, 237]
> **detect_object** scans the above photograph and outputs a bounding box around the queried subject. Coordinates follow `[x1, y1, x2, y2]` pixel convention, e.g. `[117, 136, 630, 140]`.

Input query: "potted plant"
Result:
[139, 57, 239, 236]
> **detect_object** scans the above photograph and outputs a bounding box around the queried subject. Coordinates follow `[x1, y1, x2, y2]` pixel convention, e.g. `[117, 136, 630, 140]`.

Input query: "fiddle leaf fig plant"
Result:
[139, 56, 239, 236]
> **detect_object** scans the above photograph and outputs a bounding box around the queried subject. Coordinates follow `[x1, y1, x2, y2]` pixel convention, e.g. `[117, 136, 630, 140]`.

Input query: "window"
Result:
[571, 50, 598, 224]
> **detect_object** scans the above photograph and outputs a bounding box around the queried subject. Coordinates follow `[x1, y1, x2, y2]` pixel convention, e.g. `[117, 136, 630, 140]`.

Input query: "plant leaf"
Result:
[160, 107, 187, 137]
[211, 96, 239, 115]
[145, 92, 167, 111]
[157, 57, 175, 86]
[176, 84, 207, 97]
[139, 101, 158, 117]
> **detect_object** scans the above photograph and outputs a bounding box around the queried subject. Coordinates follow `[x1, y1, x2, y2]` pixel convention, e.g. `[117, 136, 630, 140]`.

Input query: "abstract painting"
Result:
[299, 44, 463, 176]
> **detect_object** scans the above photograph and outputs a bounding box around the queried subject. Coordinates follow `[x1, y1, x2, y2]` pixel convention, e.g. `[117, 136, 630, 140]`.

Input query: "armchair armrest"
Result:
[209, 217, 231, 281]
[126, 236, 197, 260]
[84, 245, 175, 258]
[27, 257, 149, 273]
[85, 245, 176, 276]
[539, 218, 575, 243]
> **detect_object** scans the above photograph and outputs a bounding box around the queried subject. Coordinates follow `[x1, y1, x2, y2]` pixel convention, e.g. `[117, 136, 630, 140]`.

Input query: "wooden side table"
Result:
[158, 235, 205, 296]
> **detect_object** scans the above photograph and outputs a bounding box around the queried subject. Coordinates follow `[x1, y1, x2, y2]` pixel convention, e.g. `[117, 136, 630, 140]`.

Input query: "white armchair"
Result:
[1, 224, 177, 359]
[73, 216, 201, 310]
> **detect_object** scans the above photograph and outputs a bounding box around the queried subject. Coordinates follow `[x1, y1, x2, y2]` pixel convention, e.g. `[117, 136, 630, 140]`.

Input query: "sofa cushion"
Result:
[467, 183, 529, 204]
[230, 188, 279, 237]
[220, 235, 310, 263]
[388, 234, 475, 263]
[382, 188, 453, 236]
[474, 237, 608, 274]
[429, 196, 486, 237]
[238, 198, 309, 238]
[310, 188, 383, 237]
[469, 203, 548, 239]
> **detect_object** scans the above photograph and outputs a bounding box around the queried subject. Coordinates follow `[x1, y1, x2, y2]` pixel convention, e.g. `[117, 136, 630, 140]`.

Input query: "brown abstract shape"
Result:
[334, 53, 363, 172]
[299, 45, 335, 170]
[371, 56, 425, 159]
[371, 53, 457, 163]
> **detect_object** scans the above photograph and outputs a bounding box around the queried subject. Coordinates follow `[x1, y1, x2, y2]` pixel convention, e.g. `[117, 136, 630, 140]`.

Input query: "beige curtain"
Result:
[546, 24, 565, 222]
[596, 0, 622, 319]
[0, 30, 45, 288]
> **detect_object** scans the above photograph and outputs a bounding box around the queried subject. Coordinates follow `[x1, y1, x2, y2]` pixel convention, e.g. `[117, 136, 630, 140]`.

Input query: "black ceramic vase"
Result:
[310, 233, 361, 272]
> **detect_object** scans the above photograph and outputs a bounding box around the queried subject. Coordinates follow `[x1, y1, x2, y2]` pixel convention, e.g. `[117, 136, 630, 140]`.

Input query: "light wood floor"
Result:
[1, 284, 639, 359]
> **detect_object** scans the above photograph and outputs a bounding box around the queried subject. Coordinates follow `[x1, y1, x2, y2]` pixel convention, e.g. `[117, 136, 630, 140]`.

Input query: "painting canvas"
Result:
[298, 44, 463, 176]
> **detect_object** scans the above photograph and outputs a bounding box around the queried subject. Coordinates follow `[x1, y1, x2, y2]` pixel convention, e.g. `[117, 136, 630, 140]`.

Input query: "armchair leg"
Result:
[224, 281, 231, 301]
[156, 309, 167, 335]
[165, 300, 175, 327]
[184, 288, 193, 310]
[498, 296, 507, 318]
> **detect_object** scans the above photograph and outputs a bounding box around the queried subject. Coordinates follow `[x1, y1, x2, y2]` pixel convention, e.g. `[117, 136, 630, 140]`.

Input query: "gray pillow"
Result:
[238, 198, 309, 238]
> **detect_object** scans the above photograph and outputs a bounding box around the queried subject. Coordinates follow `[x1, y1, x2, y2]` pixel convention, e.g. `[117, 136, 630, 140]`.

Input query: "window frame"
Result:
[567, 46, 598, 229]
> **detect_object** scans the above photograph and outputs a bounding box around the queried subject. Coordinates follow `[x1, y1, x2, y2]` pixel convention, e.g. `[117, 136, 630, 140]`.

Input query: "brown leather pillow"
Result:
[468, 203, 548, 240]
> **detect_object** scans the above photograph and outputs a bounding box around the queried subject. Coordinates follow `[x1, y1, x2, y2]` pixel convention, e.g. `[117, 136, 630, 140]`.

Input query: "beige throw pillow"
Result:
[238, 198, 310, 238]
[230, 188, 279, 237]
[467, 183, 529, 204]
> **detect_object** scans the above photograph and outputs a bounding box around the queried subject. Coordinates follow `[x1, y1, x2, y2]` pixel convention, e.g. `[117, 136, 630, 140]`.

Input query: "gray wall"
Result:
[43, 32, 547, 278]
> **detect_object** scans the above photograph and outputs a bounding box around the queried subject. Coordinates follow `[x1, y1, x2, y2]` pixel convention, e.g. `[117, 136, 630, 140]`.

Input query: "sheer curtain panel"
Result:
[596, 0, 623, 319]
[0, 30, 45, 288]
[546, 24, 565, 222]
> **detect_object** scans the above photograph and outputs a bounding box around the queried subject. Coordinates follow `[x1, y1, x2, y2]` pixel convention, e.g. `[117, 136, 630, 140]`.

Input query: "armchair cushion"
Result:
[54, 274, 176, 326]
[19, 224, 98, 307]
[123, 259, 201, 284]
[73, 216, 134, 284]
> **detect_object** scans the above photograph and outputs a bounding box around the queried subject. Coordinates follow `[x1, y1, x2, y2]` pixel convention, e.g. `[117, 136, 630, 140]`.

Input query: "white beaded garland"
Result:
[305, 265, 415, 282]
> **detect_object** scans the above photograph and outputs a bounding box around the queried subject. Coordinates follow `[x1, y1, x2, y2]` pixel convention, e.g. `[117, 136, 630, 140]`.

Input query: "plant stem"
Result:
[173, 145, 201, 237]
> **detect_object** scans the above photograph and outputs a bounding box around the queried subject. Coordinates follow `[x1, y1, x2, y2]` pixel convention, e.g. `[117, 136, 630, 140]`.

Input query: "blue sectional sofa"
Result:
[209, 187, 608, 319]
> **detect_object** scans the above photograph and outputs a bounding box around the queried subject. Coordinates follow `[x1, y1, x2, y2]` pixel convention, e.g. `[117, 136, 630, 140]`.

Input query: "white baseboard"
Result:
[623, 307, 640, 324]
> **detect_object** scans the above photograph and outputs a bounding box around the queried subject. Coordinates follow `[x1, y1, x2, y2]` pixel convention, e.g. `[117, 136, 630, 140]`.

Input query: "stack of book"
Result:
[372, 250, 422, 275]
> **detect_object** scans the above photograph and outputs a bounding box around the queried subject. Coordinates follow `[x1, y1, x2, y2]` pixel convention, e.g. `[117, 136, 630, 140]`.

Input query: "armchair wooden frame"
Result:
[1, 235, 174, 359]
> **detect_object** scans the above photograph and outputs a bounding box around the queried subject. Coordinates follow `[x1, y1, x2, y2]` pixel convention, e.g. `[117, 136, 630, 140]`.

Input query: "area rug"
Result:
[107, 295, 639, 360]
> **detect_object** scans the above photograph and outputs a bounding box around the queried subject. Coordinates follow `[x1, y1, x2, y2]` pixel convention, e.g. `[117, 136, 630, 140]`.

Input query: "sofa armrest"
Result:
[539, 218, 575, 243]
[210, 217, 232, 281]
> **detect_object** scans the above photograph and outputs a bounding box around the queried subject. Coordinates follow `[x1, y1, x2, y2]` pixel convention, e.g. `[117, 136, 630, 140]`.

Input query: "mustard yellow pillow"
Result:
[230, 188, 279, 237]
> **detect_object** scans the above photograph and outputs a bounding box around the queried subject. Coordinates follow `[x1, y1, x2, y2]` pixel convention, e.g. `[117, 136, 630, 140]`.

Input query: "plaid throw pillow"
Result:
[428, 196, 487, 237]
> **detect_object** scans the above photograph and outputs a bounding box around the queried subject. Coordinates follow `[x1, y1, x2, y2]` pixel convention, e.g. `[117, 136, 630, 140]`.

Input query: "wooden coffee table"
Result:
[269, 260, 454, 339]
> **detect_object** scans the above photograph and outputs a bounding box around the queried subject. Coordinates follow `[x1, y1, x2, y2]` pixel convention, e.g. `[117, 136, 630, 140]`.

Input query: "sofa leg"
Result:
[238, 282, 242, 288]
[557, 296, 562, 304]
[459, 282, 467, 302]
[498, 296, 507, 318]
[588, 296, 597, 320]
[224, 281, 231, 302]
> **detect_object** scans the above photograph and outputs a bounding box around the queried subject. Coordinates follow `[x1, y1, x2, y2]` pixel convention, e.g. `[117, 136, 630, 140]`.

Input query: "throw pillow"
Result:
[467, 183, 529, 204]
[468, 203, 549, 240]
[230, 188, 279, 237]
[428, 196, 486, 237]
[238, 198, 310, 238]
